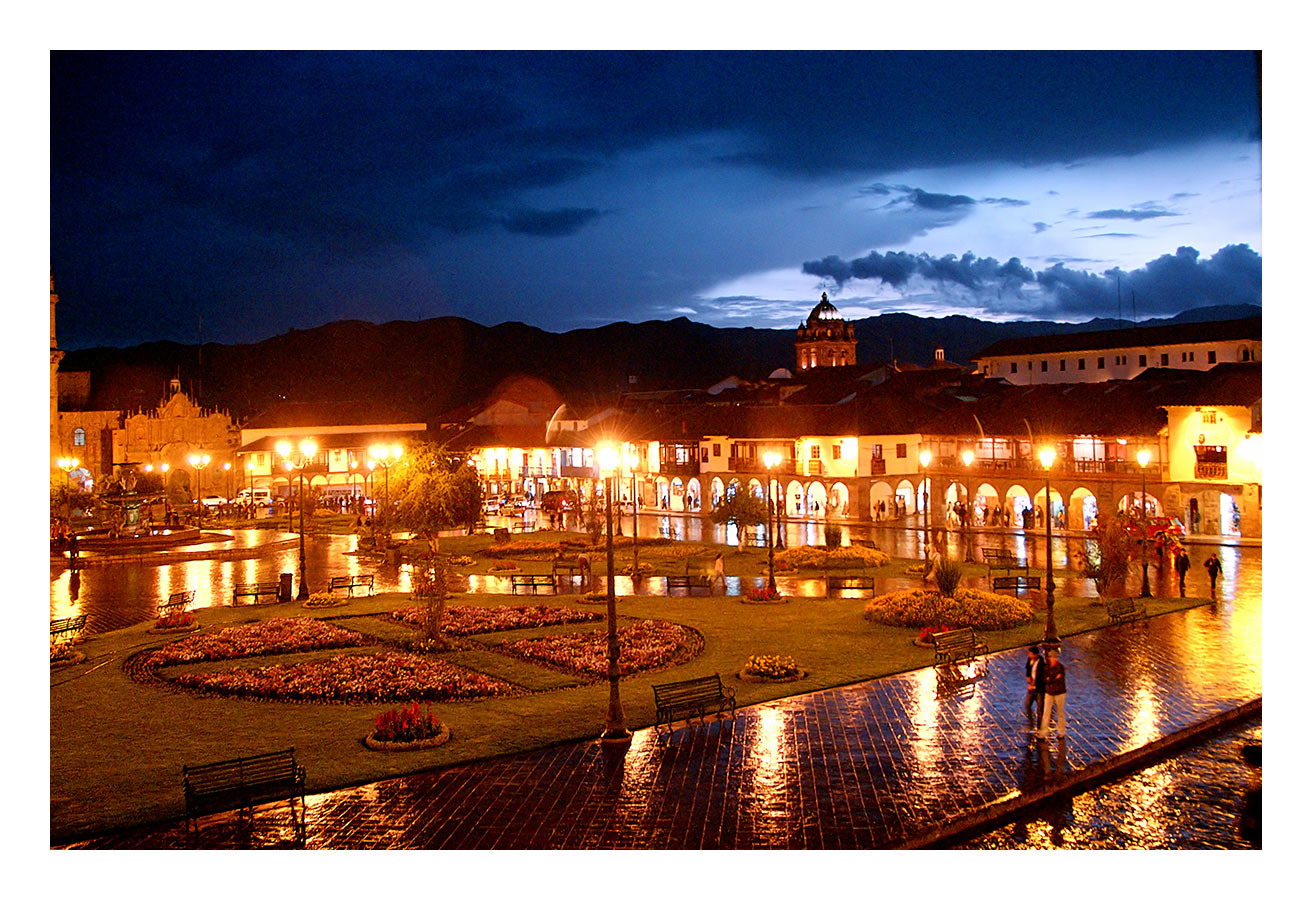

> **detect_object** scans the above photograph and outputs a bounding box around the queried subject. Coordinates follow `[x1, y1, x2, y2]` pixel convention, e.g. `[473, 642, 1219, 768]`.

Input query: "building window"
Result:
[701, 447, 708, 463]
[1160, 353, 1169, 366]
[1242, 347, 1251, 362]
[1078, 358, 1085, 370]
[1097, 357, 1105, 369]
[1059, 359, 1066, 372]
[1202, 410, 1218, 424]
[1138, 354, 1148, 367]
[872, 444, 883, 459]
[1208, 350, 1217, 364]
[1010, 362, 1017, 374]
[72, 427, 85, 446]
[810, 444, 821, 460]
[831, 444, 841, 460]
[1027, 361, 1032, 370]
[1181, 352, 1187, 362]
[1189, 352, 1194, 362]
[896, 443, 907, 459]
[1040, 360, 1048, 373]
[713, 444, 721, 458]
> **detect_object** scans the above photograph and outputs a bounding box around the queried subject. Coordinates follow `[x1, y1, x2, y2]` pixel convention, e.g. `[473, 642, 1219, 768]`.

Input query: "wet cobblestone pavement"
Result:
[62, 586, 1261, 849]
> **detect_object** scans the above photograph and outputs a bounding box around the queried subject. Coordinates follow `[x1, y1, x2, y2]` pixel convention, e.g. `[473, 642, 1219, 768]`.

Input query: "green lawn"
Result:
[50, 552, 1208, 843]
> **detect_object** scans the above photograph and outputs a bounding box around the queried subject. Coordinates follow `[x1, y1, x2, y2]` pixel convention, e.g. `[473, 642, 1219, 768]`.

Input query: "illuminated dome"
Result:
[806, 292, 843, 327]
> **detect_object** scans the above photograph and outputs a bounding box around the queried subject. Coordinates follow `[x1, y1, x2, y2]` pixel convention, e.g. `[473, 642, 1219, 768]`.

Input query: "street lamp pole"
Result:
[597, 443, 630, 746]
[624, 447, 640, 578]
[1039, 446, 1059, 646]
[960, 448, 974, 561]
[919, 449, 933, 573]
[763, 451, 782, 592]
[187, 453, 210, 525]
[278, 438, 318, 601]
[370, 443, 404, 541]
[1138, 448, 1153, 599]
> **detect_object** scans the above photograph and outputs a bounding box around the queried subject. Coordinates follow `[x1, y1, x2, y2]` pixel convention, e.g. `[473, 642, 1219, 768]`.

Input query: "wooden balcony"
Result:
[1194, 461, 1228, 480]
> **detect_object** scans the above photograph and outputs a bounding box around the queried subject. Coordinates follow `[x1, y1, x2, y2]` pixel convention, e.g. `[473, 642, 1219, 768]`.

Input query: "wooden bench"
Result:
[652, 674, 736, 730]
[329, 574, 374, 597]
[233, 582, 281, 603]
[930, 627, 989, 665]
[51, 614, 87, 645]
[825, 574, 876, 598]
[665, 573, 713, 595]
[510, 573, 555, 594]
[991, 575, 1043, 595]
[182, 747, 306, 840]
[551, 559, 580, 580]
[1107, 596, 1146, 625]
[983, 548, 1025, 575]
[158, 590, 194, 617]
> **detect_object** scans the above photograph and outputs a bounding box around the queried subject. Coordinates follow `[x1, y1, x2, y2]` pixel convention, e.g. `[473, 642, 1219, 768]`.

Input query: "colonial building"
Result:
[972, 317, 1261, 385]
[795, 293, 858, 370]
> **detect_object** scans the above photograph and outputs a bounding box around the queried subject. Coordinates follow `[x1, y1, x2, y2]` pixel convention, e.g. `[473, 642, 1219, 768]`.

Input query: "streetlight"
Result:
[624, 445, 640, 578]
[187, 453, 211, 525]
[596, 442, 630, 747]
[919, 448, 933, 574]
[960, 448, 975, 561]
[369, 443, 404, 539]
[763, 451, 782, 592]
[1137, 448, 1153, 599]
[278, 438, 318, 601]
[1038, 446, 1059, 646]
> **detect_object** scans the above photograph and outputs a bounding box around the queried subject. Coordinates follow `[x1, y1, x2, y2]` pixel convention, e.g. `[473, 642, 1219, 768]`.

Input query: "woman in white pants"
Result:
[1036, 648, 1068, 739]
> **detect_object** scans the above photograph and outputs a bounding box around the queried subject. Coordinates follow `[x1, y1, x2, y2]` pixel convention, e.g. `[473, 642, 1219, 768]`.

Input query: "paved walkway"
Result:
[62, 592, 1261, 849]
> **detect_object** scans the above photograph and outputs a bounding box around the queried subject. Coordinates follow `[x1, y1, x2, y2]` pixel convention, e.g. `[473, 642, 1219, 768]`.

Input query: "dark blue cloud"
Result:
[804, 250, 1035, 290]
[501, 207, 605, 237]
[1088, 208, 1181, 220]
[909, 189, 975, 211]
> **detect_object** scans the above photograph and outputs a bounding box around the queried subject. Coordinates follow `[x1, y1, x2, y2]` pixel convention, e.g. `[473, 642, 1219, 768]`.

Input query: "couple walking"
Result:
[1024, 645, 1068, 740]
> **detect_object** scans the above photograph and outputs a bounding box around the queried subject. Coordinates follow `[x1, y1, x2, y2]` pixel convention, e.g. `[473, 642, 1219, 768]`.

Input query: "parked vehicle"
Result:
[236, 487, 273, 507]
[200, 494, 227, 509]
[1123, 515, 1185, 541]
[541, 490, 578, 513]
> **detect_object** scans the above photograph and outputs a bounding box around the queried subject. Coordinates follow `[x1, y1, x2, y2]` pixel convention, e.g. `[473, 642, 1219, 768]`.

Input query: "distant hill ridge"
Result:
[57, 304, 1261, 423]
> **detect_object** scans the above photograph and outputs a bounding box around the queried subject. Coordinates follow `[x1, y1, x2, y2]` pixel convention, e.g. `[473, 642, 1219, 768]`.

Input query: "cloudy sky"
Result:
[49, 50, 1261, 349]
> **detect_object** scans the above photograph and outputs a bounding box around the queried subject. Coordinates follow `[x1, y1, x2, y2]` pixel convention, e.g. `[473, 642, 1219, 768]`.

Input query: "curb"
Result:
[887, 696, 1262, 849]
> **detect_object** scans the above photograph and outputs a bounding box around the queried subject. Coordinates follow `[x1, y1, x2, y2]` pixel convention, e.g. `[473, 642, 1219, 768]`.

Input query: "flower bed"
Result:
[365, 701, 452, 751]
[388, 604, 604, 635]
[738, 654, 805, 683]
[449, 555, 474, 566]
[151, 611, 199, 633]
[742, 587, 785, 604]
[863, 587, 1032, 630]
[172, 652, 513, 703]
[488, 561, 520, 572]
[148, 617, 369, 666]
[501, 620, 698, 678]
[578, 592, 615, 604]
[774, 545, 890, 571]
[303, 592, 347, 609]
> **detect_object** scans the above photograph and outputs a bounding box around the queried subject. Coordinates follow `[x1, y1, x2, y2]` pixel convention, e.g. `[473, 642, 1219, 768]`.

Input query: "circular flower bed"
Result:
[741, 587, 785, 604]
[578, 592, 616, 605]
[738, 654, 805, 683]
[365, 702, 453, 751]
[303, 592, 348, 609]
[171, 652, 514, 703]
[501, 619, 700, 678]
[863, 587, 1033, 631]
[150, 611, 200, 634]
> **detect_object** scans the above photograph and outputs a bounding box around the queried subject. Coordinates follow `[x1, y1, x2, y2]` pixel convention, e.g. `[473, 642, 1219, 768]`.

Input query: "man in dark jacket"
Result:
[1174, 549, 1191, 597]
[1024, 645, 1045, 724]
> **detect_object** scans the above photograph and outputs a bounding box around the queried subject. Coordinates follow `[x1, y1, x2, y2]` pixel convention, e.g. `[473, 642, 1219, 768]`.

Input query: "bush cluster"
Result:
[774, 544, 890, 571]
[863, 587, 1032, 631]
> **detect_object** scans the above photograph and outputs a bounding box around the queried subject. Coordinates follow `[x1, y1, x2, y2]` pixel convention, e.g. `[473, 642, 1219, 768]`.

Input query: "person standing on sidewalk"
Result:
[1174, 548, 1191, 597]
[1204, 552, 1222, 597]
[1036, 648, 1067, 740]
[1024, 645, 1045, 723]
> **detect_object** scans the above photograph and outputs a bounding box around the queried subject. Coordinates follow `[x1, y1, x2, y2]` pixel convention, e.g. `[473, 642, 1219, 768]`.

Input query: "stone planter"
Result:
[364, 724, 452, 752]
[737, 668, 806, 683]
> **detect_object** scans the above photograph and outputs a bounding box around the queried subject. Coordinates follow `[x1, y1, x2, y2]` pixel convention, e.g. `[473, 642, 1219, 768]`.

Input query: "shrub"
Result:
[1073, 517, 1132, 597]
[372, 702, 443, 743]
[823, 522, 842, 549]
[935, 558, 963, 598]
[774, 544, 890, 571]
[863, 587, 1032, 631]
[744, 654, 800, 678]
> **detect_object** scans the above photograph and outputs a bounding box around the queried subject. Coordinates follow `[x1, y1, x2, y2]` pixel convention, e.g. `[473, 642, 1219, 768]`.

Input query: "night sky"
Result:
[49, 50, 1262, 349]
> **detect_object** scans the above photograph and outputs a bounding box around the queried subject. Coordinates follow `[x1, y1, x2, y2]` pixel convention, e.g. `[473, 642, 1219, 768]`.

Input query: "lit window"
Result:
[810, 445, 821, 460]
[73, 428, 85, 446]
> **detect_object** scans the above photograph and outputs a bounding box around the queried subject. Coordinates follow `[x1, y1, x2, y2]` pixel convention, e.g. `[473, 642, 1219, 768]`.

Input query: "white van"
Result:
[237, 488, 272, 507]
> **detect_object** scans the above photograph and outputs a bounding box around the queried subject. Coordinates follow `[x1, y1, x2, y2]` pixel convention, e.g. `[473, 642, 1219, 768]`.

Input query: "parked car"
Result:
[541, 490, 578, 513]
[236, 487, 273, 507]
[1123, 515, 1185, 541]
[200, 494, 227, 509]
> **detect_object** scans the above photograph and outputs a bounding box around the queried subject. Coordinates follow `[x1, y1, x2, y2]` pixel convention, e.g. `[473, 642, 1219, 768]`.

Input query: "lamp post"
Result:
[1138, 448, 1153, 599]
[919, 449, 933, 573]
[596, 443, 630, 746]
[278, 438, 318, 601]
[187, 453, 210, 524]
[960, 448, 974, 561]
[1038, 446, 1059, 646]
[624, 446, 640, 577]
[369, 443, 403, 540]
[763, 451, 782, 592]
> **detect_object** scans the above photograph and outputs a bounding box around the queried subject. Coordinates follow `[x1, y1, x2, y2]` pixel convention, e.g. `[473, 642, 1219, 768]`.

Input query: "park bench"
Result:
[991, 575, 1043, 596]
[551, 559, 581, 585]
[1107, 596, 1146, 625]
[930, 627, 989, 665]
[510, 573, 555, 594]
[233, 581, 281, 603]
[825, 574, 876, 598]
[983, 548, 1025, 575]
[652, 673, 736, 731]
[329, 574, 375, 597]
[667, 558, 714, 595]
[511, 522, 536, 534]
[157, 590, 195, 617]
[737, 532, 768, 549]
[182, 747, 306, 841]
[50, 614, 87, 645]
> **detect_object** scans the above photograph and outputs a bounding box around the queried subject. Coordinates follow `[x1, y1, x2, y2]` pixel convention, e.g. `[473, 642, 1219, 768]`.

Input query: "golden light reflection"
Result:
[747, 706, 789, 810]
[1123, 685, 1163, 751]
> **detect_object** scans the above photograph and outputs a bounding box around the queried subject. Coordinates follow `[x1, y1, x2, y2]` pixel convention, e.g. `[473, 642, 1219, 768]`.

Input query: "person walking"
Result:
[1174, 548, 1191, 597]
[1204, 552, 1222, 598]
[1024, 645, 1046, 724]
[712, 552, 727, 595]
[1036, 648, 1067, 740]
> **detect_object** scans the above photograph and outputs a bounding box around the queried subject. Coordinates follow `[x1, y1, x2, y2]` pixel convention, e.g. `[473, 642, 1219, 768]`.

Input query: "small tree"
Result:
[410, 553, 450, 643]
[708, 492, 768, 528]
[823, 522, 842, 549]
[1074, 515, 1132, 599]
[391, 444, 483, 551]
[582, 483, 604, 546]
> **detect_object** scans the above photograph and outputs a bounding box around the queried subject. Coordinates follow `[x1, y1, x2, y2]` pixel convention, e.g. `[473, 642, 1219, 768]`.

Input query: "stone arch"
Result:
[710, 477, 725, 508]
[1004, 485, 1032, 525]
[1034, 486, 1065, 526]
[786, 479, 805, 516]
[1069, 487, 1098, 530]
[869, 481, 894, 520]
[671, 477, 685, 511]
[831, 482, 851, 517]
[974, 482, 1000, 523]
[685, 477, 702, 511]
[806, 481, 828, 517]
[1119, 490, 1162, 518]
[895, 479, 916, 517]
[655, 476, 670, 509]
[727, 477, 742, 500]
[747, 477, 764, 500]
